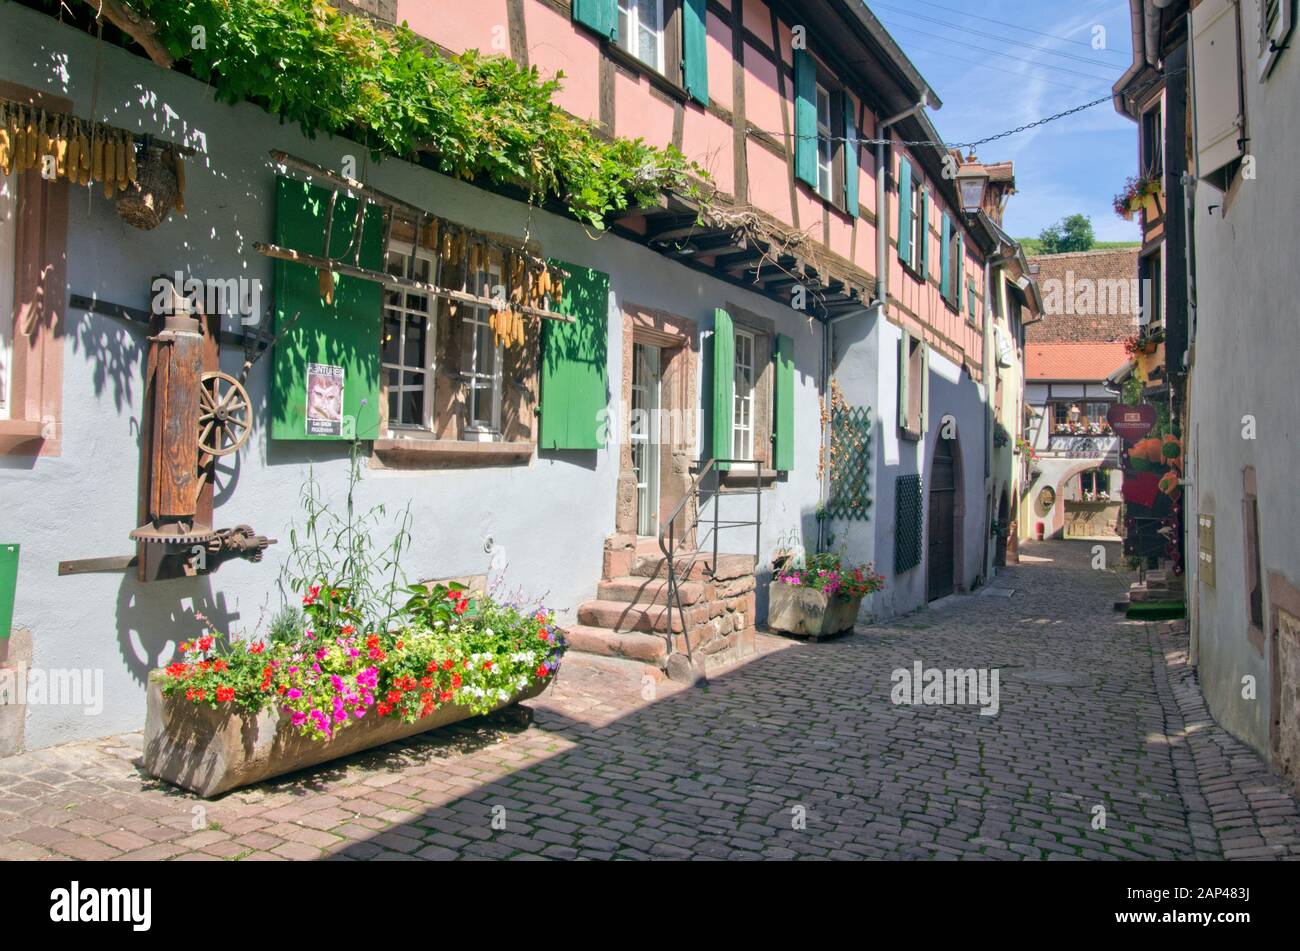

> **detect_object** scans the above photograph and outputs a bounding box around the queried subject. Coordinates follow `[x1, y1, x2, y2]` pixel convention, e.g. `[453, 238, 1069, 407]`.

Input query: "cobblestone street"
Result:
[2, 541, 1298, 861]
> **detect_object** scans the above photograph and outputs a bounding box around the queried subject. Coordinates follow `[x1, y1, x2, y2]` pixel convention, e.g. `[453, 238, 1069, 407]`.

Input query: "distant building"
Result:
[1019, 248, 1138, 542]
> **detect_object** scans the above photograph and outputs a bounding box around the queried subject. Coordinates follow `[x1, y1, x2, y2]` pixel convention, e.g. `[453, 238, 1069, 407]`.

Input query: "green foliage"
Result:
[1035, 214, 1097, 254]
[267, 606, 305, 646]
[279, 441, 412, 632]
[127, 0, 701, 227]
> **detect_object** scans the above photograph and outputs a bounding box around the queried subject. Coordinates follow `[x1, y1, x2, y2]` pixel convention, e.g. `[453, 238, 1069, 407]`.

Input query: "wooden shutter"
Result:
[539, 260, 609, 450]
[919, 187, 929, 277]
[919, 340, 930, 434]
[956, 232, 965, 309]
[0, 544, 17, 641]
[793, 50, 818, 189]
[711, 308, 734, 470]
[939, 214, 951, 299]
[897, 158, 912, 264]
[681, 0, 709, 106]
[270, 176, 384, 442]
[843, 95, 859, 217]
[1192, 0, 1244, 184]
[573, 0, 617, 40]
[897, 328, 911, 430]
[773, 333, 794, 471]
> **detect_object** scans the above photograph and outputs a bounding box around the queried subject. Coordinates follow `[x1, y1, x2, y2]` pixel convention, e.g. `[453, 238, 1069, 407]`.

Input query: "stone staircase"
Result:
[564, 534, 758, 680]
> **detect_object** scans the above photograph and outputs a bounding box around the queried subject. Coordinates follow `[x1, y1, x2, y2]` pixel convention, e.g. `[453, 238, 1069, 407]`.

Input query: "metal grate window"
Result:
[825, 404, 873, 521]
[895, 474, 924, 574]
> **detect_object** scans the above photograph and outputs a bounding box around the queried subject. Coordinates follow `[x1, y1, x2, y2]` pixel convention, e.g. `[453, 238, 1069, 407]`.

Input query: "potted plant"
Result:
[767, 551, 884, 641]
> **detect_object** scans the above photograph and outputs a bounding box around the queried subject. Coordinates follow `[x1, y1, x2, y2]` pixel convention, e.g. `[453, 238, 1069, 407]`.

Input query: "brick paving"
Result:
[2, 540, 1299, 861]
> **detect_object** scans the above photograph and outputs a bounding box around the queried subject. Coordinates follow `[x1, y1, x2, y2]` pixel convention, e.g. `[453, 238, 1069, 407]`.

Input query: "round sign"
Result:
[1036, 486, 1056, 516]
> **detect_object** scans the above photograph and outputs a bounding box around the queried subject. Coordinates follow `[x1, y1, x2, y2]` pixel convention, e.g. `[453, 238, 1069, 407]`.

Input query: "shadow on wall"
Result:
[114, 572, 247, 687]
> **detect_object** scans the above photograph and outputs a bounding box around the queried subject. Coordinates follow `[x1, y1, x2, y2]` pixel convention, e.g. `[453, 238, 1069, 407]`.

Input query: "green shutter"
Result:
[540, 261, 609, 450]
[0, 544, 17, 640]
[843, 95, 859, 217]
[919, 188, 929, 277]
[773, 333, 794, 471]
[573, 0, 617, 39]
[270, 176, 383, 442]
[897, 328, 910, 430]
[793, 50, 817, 189]
[940, 214, 951, 299]
[920, 341, 930, 434]
[711, 308, 734, 470]
[681, 0, 709, 106]
[968, 280, 977, 320]
[897, 158, 912, 264]
[957, 232, 965, 308]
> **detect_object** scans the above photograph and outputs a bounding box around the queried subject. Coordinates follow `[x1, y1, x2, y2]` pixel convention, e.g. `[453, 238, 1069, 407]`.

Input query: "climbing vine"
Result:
[116, 0, 704, 227]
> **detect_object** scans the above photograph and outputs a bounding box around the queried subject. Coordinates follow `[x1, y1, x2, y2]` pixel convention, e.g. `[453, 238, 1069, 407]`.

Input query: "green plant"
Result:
[266, 606, 305, 646]
[777, 551, 884, 601]
[279, 441, 412, 632]
[125, 0, 703, 227]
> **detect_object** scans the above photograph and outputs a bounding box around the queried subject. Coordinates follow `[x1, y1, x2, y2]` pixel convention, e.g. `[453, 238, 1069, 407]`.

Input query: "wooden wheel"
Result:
[199, 371, 252, 458]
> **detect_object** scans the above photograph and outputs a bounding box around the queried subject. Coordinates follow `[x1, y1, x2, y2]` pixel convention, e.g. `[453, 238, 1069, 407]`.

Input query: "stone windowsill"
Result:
[0, 419, 45, 454]
[373, 437, 533, 468]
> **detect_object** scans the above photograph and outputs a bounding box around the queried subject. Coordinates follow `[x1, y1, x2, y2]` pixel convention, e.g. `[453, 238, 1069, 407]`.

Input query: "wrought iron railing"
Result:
[656, 458, 763, 670]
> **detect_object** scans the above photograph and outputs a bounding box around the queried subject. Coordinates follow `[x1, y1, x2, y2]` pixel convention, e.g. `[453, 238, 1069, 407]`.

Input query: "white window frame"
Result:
[618, 0, 666, 73]
[909, 181, 924, 272]
[1258, 0, 1294, 79]
[381, 239, 438, 433]
[462, 263, 504, 439]
[815, 84, 834, 201]
[732, 328, 756, 462]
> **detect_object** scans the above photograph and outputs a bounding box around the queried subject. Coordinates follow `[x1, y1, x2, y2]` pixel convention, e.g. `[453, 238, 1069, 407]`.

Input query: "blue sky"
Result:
[867, 0, 1143, 242]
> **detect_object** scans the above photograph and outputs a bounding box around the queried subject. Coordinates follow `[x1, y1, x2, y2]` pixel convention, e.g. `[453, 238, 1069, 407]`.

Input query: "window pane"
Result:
[382, 313, 401, 363]
[404, 312, 426, 367]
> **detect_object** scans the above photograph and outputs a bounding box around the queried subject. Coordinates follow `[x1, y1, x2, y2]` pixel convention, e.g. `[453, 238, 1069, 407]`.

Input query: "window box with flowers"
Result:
[1113, 175, 1162, 221]
[767, 551, 884, 641]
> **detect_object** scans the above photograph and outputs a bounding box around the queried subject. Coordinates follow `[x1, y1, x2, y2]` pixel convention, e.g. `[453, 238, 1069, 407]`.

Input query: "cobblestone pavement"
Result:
[2, 540, 1299, 861]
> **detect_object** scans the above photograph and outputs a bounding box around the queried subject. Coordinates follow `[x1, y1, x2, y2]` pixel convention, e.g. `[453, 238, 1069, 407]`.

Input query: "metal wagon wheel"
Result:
[198, 371, 252, 458]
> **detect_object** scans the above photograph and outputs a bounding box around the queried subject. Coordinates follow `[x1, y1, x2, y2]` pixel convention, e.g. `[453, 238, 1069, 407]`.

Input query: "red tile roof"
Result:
[1025, 342, 1129, 382]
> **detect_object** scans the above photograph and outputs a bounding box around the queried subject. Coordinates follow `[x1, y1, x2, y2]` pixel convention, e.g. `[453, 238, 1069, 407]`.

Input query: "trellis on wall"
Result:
[825, 403, 873, 521]
[895, 474, 924, 574]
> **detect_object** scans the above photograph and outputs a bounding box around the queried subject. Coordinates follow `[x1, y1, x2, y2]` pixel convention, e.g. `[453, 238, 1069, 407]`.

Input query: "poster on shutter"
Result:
[306, 363, 345, 436]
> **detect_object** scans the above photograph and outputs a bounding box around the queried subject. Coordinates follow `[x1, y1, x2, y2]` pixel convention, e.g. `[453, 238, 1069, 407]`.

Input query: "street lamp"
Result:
[956, 154, 989, 214]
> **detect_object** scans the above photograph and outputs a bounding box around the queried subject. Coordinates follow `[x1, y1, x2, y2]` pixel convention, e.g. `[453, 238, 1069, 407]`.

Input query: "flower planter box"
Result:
[142, 674, 549, 798]
[766, 582, 863, 641]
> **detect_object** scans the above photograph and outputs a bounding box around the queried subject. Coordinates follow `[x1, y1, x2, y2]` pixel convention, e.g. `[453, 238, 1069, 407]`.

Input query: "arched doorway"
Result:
[995, 487, 1010, 567]
[927, 436, 958, 601]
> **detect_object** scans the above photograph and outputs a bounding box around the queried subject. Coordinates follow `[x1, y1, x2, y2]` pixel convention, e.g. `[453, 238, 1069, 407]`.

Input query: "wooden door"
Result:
[928, 439, 956, 601]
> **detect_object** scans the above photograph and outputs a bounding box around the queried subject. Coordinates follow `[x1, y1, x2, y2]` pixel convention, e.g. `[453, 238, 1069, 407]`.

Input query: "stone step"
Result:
[577, 598, 708, 634]
[562, 625, 668, 664]
[631, 552, 757, 582]
[596, 576, 712, 606]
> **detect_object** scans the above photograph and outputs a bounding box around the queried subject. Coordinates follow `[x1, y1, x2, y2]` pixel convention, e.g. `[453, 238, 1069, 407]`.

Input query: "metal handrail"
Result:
[656, 457, 764, 672]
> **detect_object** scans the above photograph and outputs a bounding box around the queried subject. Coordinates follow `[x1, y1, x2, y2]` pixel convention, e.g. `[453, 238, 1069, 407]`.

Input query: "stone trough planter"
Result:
[766, 582, 863, 641]
[142, 674, 548, 798]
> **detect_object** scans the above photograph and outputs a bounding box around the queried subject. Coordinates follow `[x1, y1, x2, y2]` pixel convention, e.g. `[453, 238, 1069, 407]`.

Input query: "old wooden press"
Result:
[130, 282, 251, 553]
